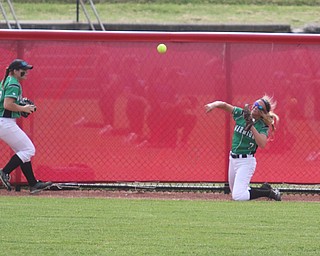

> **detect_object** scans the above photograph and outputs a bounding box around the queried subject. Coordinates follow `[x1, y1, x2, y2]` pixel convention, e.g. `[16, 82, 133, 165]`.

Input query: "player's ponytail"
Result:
[260, 95, 279, 140]
[1, 68, 10, 89]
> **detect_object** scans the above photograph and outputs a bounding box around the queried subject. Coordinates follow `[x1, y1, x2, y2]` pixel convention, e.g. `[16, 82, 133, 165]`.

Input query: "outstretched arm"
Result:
[205, 100, 234, 114]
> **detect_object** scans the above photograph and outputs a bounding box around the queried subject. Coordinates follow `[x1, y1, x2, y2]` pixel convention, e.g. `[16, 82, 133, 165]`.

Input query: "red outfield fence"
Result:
[0, 30, 319, 186]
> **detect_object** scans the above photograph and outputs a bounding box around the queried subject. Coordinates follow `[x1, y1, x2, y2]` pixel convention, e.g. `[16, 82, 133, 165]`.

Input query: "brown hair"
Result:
[1, 68, 11, 89]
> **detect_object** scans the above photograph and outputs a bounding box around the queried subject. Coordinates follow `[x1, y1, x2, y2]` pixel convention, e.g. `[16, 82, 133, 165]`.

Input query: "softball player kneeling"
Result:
[205, 95, 281, 201]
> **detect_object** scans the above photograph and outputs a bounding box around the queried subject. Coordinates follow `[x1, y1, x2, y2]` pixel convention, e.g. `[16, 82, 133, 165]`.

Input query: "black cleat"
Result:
[0, 169, 11, 191]
[269, 188, 281, 201]
[30, 181, 53, 194]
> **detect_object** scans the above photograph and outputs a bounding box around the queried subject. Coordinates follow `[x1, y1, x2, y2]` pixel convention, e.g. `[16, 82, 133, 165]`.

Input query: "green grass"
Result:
[0, 196, 319, 256]
[0, 1, 319, 30]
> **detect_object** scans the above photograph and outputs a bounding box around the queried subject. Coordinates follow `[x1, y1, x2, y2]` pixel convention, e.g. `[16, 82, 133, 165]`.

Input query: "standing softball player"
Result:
[0, 59, 52, 194]
[205, 95, 281, 201]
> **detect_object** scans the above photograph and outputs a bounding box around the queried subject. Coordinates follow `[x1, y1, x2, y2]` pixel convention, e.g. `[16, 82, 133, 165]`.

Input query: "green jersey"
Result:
[0, 76, 22, 118]
[231, 106, 269, 154]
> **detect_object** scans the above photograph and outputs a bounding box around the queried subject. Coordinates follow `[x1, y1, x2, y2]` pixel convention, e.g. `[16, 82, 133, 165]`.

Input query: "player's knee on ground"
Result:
[232, 190, 250, 201]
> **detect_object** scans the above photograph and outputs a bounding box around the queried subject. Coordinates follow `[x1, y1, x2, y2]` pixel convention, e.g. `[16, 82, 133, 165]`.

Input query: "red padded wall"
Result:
[0, 31, 319, 184]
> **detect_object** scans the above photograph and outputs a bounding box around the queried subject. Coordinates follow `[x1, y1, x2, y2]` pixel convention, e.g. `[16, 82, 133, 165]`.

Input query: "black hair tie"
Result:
[261, 98, 271, 112]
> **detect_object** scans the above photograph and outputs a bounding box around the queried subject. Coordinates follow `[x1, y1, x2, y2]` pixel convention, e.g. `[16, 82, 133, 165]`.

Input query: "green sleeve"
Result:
[232, 106, 242, 120]
[4, 84, 20, 102]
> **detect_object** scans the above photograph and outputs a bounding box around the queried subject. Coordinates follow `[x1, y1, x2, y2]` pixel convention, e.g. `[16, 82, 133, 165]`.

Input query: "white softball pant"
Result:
[228, 154, 256, 201]
[0, 118, 35, 163]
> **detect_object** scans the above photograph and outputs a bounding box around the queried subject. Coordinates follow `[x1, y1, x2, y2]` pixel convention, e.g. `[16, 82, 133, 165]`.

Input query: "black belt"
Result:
[231, 153, 254, 159]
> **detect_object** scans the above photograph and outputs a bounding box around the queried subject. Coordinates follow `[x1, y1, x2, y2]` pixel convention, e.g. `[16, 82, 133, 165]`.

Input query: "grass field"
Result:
[0, 196, 319, 256]
[1, 0, 319, 30]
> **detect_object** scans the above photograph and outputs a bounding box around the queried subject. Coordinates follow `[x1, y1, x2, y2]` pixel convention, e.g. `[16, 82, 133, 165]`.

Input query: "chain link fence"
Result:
[0, 31, 319, 193]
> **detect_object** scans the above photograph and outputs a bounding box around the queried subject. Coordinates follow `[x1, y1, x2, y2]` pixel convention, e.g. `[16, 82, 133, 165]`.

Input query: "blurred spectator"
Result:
[98, 73, 123, 135]
[123, 77, 148, 145]
[144, 66, 197, 148]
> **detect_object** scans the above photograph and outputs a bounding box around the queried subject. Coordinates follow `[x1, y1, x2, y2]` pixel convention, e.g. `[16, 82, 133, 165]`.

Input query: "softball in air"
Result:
[157, 43, 167, 54]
